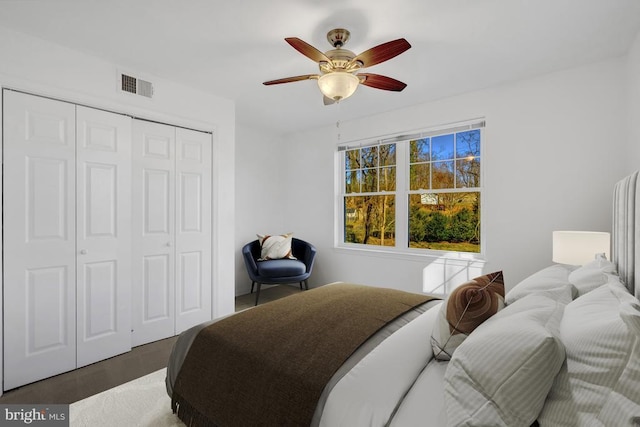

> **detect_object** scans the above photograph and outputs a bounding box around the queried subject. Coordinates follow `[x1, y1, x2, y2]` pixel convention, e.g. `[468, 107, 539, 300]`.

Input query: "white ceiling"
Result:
[1, 0, 640, 135]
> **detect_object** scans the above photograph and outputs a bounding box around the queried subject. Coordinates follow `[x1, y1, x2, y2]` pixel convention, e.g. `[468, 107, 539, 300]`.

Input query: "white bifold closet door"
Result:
[75, 106, 132, 368]
[3, 91, 132, 389]
[131, 120, 211, 347]
[3, 92, 77, 390]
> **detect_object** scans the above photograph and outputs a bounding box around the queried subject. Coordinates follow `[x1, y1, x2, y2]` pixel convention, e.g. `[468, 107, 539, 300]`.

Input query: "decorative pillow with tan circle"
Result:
[431, 271, 505, 361]
[257, 233, 296, 260]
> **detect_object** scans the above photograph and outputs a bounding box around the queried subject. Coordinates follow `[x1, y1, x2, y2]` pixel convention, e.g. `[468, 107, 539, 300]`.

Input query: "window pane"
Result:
[431, 134, 454, 160]
[345, 170, 361, 193]
[380, 166, 396, 191]
[361, 146, 378, 168]
[379, 144, 396, 166]
[432, 161, 455, 189]
[456, 130, 480, 158]
[410, 163, 430, 190]
[456, 157, 480, 188]
[408, 192, 480, 253]
[410, 138, 430, 162]
[344, 195, 396, 246]
[345, 148, 360, 170]
[362, 168, 378, 192]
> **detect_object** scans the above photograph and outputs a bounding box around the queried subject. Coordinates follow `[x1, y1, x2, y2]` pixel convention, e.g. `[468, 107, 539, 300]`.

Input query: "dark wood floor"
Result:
[0, 285, 301, 404]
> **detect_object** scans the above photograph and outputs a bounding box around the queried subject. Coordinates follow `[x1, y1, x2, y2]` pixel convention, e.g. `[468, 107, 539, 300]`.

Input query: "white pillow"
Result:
[537, 277, 638, 426]
[596, 300, 640, 425]
[444, 285, 571, 427]
[567, 257, 616, 296]
[256, 233, 296, 260]
[505, 264, 574, 304]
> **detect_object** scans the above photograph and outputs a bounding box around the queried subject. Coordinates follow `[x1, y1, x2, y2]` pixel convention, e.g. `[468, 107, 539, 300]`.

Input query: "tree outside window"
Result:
[344, 144, 396, 246]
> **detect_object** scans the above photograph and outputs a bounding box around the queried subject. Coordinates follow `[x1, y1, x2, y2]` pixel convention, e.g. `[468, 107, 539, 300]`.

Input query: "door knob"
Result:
[80, 249, 88, 255]
[166, 242, 172, 247]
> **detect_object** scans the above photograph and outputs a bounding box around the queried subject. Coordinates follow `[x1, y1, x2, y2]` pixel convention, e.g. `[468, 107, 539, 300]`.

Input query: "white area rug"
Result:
[69, 368, 184, 427]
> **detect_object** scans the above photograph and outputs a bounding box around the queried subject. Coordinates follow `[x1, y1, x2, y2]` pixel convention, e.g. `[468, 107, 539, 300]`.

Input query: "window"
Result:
[344, 144, 396, 246]
[339, 121, 483, 254]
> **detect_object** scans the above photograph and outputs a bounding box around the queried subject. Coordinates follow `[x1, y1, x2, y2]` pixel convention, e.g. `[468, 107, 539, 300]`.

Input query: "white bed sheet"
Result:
[319, 301, 443, 427]
[389, 358, 448, 427]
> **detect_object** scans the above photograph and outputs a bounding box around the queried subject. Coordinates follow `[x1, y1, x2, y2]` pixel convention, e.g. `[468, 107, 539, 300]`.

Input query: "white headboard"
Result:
[612, 170, 640, 299]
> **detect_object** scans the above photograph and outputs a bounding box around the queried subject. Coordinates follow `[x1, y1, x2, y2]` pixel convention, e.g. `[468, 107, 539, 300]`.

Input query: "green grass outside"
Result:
[409, 241, 480, 253]
[346, 234, 480, 253]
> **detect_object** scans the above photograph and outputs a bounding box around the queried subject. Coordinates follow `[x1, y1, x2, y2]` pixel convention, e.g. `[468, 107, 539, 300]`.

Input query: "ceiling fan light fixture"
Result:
[264, 30, 411, 103]
[317, 72, 359, 101]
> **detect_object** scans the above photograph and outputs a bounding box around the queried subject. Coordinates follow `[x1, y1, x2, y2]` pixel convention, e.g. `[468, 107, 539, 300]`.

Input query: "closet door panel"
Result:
[143, 254, 171, 319]
[175, 128, 212, 333]
[28, 157, 69, 240]
[3, 91, 76, 389]
[26, 267, 70, 350]
[132, 120, 176, 346]
[145, 169, 171, 233]
[82, 261, 117, 336]
[76, 106, 132, 367]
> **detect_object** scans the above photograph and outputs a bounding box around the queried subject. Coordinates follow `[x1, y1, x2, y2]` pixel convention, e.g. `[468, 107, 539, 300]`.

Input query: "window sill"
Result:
[333, 244, 486, 263]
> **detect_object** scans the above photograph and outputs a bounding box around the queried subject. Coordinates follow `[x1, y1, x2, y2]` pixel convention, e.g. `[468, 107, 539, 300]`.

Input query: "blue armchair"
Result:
[242, 238, 317, 305]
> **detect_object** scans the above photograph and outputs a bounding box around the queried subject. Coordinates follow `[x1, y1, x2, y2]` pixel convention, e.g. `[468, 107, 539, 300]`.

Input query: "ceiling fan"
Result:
[263, 28, 411, 105]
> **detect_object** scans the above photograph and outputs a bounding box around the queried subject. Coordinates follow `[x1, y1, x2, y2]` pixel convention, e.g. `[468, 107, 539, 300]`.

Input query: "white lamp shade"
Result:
[317, 72, 359, 101]
[552, 231, 610, 266]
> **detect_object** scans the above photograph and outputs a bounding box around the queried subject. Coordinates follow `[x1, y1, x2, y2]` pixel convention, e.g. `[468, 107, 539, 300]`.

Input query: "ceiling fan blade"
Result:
[323, 96, 336, 106]
[263, 74, 319, 85]
[358, 73, 407, 91]
[285, 37, 331, 63]
[352, 38, 411, 68]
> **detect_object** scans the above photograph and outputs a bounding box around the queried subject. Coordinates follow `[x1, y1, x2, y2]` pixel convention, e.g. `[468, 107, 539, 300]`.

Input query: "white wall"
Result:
[279, 57, 627, 294]
[0, 26, 237, 317]
[628, 31, 640, 170]
[234, 125, 286, 294]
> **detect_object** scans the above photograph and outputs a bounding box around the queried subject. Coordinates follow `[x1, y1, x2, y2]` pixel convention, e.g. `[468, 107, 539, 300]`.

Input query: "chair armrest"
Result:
[301, 243, 317, 274]
[242, 244, 259, 275]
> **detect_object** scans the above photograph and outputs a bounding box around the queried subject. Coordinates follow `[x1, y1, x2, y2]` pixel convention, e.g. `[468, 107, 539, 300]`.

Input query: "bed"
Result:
[166, 171, 640, 427]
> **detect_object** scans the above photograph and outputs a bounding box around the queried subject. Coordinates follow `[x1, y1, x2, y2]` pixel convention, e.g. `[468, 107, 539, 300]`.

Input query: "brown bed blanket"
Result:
[171, 283, 436, 427]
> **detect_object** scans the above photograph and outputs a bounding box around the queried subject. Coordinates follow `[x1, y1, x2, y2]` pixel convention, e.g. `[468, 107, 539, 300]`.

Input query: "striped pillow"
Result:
[444, 285, 571, 427]
[257, 233, 296, 260]
[597, 300, 640, 425]
[431, 271, 505, 361]
[505, 264, 573, 304]
[568, 257, 616, 296]
[537, 277, 639, 426]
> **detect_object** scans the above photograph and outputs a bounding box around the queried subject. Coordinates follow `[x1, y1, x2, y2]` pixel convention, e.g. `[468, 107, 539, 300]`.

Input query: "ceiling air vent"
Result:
[120, 73, 154, 98]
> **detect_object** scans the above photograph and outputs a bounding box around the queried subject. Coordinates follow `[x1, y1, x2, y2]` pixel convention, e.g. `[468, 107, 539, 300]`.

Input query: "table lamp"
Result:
[552, 230, 610, 266]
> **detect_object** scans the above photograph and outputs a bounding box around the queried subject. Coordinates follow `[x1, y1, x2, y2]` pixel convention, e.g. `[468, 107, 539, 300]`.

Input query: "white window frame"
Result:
[335, 119, 485, 260]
